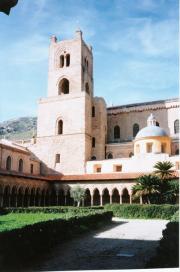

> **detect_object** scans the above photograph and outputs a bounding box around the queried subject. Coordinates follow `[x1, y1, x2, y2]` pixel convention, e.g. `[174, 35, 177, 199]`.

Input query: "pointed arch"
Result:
[122, 188, 130, 204]
[114, 126, 120, 139]
[112, 188, 120, 203]
[18, 159, 23, 173]
[133, 123, 139, 137]
[107, 153, 113, 159]
[102, 188, 110, 205]
[93, 188, 100, 206]
[59, 78, 69, 94]
[6, 156, 12, 171]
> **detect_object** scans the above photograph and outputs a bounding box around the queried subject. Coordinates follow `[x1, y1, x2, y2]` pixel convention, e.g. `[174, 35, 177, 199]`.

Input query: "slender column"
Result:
[56, 194, 59, 206]
[100, 195, 103, 206]
[130, 195, 132, 204]
[64, 195, 67, 206]
[27, 195, 30, 207]
[0, 194, 3, 207]
[8, 194, 11, 207]
[82, 199, 84, 207]
[140, 196, 143, 205]
[110, 194, 112, 204]
[22, 195, 25, 207]
[120, 194, 122, 204]
[91, 194, 93, 206]
[38, 195, 41, 206]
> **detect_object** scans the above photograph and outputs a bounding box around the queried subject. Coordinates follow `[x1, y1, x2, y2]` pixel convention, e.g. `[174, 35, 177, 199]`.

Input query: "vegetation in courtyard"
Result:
[70, 185, 86, 207]
[132, 161, 179, 204]
[147, 210, 179, 268]
[133, 175, 161, 204]
[0, 207, 104, 232]
[153, 161, 174, 180]
[0, 208, 112, 269]
[104, 204, 179, 219]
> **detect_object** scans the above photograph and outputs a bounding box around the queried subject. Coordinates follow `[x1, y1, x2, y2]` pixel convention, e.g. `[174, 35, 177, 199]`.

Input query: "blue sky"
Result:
[0, 0, 178, 121]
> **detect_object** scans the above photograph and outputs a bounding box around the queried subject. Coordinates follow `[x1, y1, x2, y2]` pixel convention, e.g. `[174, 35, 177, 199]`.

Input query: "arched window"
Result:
[114, 126, 120, 139]
[59, 78, 69, 94]
[58, 120, 63, 135]
[85, 82, 89, 94]
[30, 164, 34, 174]
[174, 120, 179, 134]
[175, 149, 179, 155]
[92, 106, 95, 117]
[66, 54, 70, 67]
[133, 123, 139, 137]
[107, 153, 113, 159]
[129, 152, 134, 157]
[156, 121, 160, 127]
[91, 156, 96, 160]
[6, 156, 11, 171]
[18, 159, 23, 173]
[60, 55, 64, 68]
[92, 137, 95, 148]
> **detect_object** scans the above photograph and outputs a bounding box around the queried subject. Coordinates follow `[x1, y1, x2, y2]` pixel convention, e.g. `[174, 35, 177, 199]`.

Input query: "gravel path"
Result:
[34, 218, 168, 271]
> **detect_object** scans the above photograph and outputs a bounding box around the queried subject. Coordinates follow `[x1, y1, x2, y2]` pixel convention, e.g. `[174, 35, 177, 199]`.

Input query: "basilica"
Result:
[0, 30, 179, 207]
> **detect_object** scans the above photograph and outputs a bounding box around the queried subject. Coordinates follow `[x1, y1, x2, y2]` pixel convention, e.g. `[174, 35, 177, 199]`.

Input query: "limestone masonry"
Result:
[0, 30, 179, 206]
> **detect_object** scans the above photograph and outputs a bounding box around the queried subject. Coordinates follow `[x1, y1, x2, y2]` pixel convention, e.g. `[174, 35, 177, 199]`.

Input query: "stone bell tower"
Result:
[31, 30, 94, 174]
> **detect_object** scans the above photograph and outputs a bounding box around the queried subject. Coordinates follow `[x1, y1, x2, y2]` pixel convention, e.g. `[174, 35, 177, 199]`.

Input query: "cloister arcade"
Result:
[0, 182, 142, 207]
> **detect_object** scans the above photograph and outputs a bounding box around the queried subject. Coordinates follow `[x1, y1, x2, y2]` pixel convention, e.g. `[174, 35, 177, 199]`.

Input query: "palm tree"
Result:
[153, 161, 174, 180]
[133, 175, 161, 204]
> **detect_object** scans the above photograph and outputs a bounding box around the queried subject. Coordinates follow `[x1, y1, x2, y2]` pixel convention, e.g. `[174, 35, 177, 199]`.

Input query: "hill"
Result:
[0, 117, 37, 141]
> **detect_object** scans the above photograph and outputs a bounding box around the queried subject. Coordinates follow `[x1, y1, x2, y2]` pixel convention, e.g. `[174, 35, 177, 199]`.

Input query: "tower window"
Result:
[59, 78, 69, 94]
[92, 137, 96, 148]
[6, 156, 12, 171]
[133, 123, 139, 137]
[66, 54, 70, 67]
[55, 154, 60, 163]
[85, 82, 89, 94]
[92, 106, 95, 117]
[91, 156, 96, 160]
[60, 55, 64, 68]
[58, 120, 63, 135]
[174, 119, 179, 134]
[30, 164, 34, 174]
[114, 126, 120, 139]
[18, 159, 23, 173]
[113, 165, 122, 172]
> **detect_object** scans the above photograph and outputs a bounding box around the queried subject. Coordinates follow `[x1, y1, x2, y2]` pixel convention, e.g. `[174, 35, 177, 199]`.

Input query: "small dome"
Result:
[135, 126, 168, 139]
[135, 113, 168, 139]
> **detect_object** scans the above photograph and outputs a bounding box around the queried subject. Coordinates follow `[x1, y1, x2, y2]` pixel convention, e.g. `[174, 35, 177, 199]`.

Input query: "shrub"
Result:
[147, 219, 179, 268]
[104, 204, 179, 219]
[0, 210, 113, 269]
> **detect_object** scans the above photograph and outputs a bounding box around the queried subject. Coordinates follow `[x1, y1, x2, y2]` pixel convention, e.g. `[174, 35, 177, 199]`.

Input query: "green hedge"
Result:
[0, 210, 112, 270]
[4, 206, 103, 214]
[147, 217, 179, 268]
[104, 204, 179, 219]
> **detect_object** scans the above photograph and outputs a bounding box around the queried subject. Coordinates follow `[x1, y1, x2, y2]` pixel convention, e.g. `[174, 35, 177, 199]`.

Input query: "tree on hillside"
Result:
[70, 186, 86, 207]
[132, 175, 161, 204]
[153, 161, 174, 180]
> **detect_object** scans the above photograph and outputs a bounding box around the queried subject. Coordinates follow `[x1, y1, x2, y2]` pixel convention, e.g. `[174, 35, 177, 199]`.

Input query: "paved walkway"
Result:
[35, 218, 168, 271]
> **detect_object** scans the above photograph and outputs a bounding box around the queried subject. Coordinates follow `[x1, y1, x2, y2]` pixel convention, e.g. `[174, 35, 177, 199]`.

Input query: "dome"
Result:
[135, 113, 168, 139]
[136, 126, 168, 139]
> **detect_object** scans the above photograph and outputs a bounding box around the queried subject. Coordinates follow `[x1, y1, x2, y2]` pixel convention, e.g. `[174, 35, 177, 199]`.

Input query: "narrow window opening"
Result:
[59, 78, 69, 94]
[92, 137, 96, 148]
[114, 126, 120, 139]
[30, 164, 34, 174]
[174, 120, 179, 134]
[133, 123, 139, 137]
[6, 156, 11, 171]
[66, 54, 70, 67]
[58, 120, 63, 135]
[56, 154, 60, 163]
[60, 55, 64, 68]
[18, 159, 23, 173]
[92, 106, 95, 117]
[147, 143, 153, 153]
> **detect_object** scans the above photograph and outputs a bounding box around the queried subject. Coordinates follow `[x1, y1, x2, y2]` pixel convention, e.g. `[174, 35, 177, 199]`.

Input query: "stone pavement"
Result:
[34, 218, 168, 271]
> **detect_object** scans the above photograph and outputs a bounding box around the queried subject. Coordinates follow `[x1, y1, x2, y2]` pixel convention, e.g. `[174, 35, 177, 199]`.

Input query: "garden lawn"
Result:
[0, 213, 65, 232]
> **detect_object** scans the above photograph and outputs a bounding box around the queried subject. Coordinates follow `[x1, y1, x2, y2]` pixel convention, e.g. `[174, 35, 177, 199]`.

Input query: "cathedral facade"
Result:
[0, 30, 179, 207]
